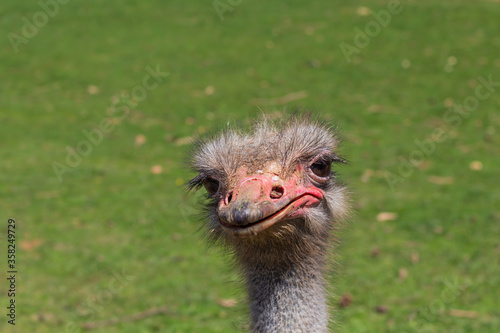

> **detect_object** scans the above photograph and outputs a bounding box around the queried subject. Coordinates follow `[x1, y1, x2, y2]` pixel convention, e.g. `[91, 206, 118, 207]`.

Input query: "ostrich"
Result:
[187, 115, 349, 332]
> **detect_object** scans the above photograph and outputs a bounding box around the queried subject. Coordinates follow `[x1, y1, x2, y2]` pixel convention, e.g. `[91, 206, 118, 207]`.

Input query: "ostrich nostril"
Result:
[270, 185, 285, 199]
[226, 191, 233, 204]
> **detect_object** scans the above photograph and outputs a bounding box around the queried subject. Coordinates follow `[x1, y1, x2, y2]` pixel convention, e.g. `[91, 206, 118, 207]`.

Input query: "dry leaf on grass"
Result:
[205, 86, 215, 95]
[469, 161, 483, 171]
[20, 239, 44, 251]
[356, 7, 371, 16]
[339, 294, 353, 308]
[151, 165, 163, 174]
[411, 252, 420, 264]
[174, 136, 193, 146]
[428, 176, 454, 185]
[361, 169, 374, 183]
[371, 247, 380, 257]
[87, 85, 99, 95]
[35, 191, 59, 199]
[30, 312, 56, 323]
[375, 305, 388, 314]
[135, 134, 146, 147]
[417, 160, 431, 170]
[377, 212, 398, 222]
[217, 298, 238, 308]
[399, 268, 408, 280]
[367, 104, 384, 113]
[448, 309, 480, 318]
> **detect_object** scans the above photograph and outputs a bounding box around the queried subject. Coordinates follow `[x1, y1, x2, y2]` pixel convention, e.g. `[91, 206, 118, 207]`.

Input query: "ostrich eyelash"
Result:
[187, 173, 223, 198]
[186, 174, 208, 192]
[332, 154, 348, 164]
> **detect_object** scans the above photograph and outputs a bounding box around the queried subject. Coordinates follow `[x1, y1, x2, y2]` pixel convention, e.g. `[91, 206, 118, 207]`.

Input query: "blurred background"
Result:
[1, 0, 499, 332]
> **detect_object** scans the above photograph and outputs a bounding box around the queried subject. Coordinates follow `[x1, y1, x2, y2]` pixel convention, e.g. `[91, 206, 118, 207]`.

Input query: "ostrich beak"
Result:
[217, 175, 323, 237]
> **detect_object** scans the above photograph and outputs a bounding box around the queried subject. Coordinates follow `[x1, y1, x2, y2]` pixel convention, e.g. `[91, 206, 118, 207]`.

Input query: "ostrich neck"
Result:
[238, 239, 330, 333]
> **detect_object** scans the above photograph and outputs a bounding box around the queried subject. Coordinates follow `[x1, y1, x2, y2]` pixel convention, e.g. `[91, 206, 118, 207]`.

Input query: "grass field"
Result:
[1, 0, 499, 332]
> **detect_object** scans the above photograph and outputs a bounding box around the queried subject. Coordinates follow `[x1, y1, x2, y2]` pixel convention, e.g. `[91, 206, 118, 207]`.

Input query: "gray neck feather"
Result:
[237, 237, 330, 333]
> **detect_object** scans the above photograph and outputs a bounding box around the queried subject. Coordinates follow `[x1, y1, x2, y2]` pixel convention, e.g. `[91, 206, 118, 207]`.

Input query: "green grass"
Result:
[1, 0, 499, 332]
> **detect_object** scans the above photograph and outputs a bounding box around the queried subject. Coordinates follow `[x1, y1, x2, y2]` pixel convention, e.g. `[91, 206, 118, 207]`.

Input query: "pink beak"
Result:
[217, 174, 323, 237]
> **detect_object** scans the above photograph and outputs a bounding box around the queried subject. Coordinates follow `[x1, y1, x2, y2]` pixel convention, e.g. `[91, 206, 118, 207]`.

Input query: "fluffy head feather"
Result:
[188, 114, 349, 251]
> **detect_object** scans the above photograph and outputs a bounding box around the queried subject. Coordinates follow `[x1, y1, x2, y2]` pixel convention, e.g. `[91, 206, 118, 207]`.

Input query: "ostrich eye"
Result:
[310, 160, 331, 178]
[203, 178, 220, 195]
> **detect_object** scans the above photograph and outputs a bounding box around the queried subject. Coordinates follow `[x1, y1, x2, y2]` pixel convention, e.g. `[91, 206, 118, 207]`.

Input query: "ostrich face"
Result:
[188, 117, 348, 243]
[213, 156, 329, 238]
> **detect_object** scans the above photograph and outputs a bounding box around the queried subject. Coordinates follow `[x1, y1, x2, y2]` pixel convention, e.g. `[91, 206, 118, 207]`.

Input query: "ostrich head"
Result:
[188, 115, 348, 255]
[187, 115, 349, 332]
